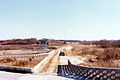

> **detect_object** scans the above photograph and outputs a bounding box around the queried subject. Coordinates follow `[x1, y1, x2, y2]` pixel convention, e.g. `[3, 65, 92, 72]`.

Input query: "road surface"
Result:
[0, 71, 73, 80]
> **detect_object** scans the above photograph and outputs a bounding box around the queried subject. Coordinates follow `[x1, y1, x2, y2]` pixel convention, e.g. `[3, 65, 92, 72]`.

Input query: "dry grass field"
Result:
[71, 44, 120, 68]
[0, 40, 61, 68]
[0, 44, 39, 50]
[0, 57, 45, 68]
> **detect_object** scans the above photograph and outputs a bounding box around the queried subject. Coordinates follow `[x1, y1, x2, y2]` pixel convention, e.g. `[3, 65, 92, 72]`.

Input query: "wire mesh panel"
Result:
[0, 53, 48, 59]
[0, 53, 48, 68]
[57, 60, 120, 80]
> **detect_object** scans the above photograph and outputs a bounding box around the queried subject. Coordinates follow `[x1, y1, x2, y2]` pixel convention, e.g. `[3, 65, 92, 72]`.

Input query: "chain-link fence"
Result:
[0, 53, 48, 59]
[57, 60, 120, 80]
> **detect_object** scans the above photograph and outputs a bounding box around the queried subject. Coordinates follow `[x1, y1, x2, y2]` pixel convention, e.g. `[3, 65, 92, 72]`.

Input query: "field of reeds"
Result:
[0, 57, 45, 68]
[71, 44, 120, 68]
[0, 44, 39, 50]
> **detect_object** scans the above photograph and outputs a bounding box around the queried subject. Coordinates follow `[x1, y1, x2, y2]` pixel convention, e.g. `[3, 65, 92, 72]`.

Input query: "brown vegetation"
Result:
[93, 40, 120, 48]
[47, 46, 61, 50]
[0, 44, 39, 50]
[0, 38, 38, 45]
[0, 57, 45, 68]
[0, 38, 65, 50]
[47, 40, 66, 46]
[71, 44, 120, 68]
[0, 38, 40, 50]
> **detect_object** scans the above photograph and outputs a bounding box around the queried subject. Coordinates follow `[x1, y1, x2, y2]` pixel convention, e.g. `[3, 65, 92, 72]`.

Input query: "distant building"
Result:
[39, 38, 66, 49]
[39, 38, 48, 49]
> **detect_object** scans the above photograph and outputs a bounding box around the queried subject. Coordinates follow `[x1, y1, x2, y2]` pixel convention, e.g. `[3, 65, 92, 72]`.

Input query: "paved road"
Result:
[33, 48, 61, 73]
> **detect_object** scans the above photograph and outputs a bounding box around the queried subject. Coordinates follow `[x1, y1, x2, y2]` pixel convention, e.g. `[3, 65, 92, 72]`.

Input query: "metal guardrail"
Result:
[57, 60, 120, 80]
[0, 53, 49, 59]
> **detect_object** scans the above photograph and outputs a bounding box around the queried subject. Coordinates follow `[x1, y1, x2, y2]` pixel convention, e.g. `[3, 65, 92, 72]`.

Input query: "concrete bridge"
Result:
[0, 46, 120, 80]
[33, 46, 120, 80]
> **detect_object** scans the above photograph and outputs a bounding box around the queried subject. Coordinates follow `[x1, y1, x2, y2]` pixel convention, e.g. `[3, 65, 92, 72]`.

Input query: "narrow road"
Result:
[33, 45, 84, 74]
[33, 46, 73, 74]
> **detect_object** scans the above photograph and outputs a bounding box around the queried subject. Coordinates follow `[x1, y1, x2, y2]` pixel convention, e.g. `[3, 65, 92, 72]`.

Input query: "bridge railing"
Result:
[0, 53, 48, 59]
[0, 53, 49, 73]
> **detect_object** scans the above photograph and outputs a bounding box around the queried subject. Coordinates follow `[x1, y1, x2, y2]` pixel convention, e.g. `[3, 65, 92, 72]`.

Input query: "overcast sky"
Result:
[0, 0, 120, 40]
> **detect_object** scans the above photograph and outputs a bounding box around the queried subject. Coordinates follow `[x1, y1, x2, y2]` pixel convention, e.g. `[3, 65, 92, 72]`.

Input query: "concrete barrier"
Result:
[0, 66, 32, 73]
